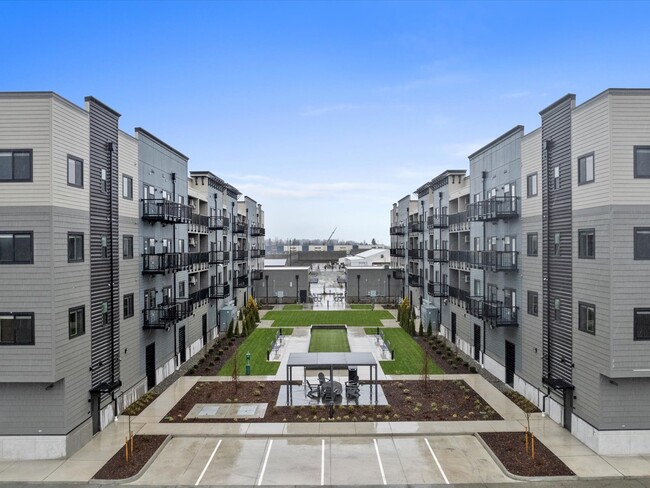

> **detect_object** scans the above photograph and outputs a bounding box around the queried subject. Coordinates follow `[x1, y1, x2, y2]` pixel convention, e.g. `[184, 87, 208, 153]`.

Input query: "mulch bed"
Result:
[161, 379, 501, 422]
[186, 336, 246, 376]
[417, 337, 476, 374]
[92, 435, 167, 480]
[480, 432, 575, 477]
[504, 389, 540, 413]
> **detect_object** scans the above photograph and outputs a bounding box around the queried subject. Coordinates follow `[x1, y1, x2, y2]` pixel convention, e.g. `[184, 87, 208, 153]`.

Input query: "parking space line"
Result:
[257, 439, 273, 486]
[373, 438, 387, 485]
[195, 439, 222, 486]
[321, 439, 325, 486]
[424, 438, 449, 485]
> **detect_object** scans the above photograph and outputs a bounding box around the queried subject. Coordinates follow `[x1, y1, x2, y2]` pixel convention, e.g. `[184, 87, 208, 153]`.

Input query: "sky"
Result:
[1, 1, 649, 244]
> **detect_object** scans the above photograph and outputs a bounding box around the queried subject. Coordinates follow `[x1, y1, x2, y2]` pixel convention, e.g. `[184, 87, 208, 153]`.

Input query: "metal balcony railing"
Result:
[408, 220, 425, 233]
[142, 253, 183, 274]
[390, 248, 405, 258]
[408, 248, 424, 260]
[466, 296, 484, 318]
[208, 215, 229, 230]
[191, 213, 209, 228]
[427, 281, 449, 297]
[251, 248, 266, 258]
[427, 214, 449, 229]
[449, 286, 469, 304]
[143, 302, 187, 329]
[209, 250, 229, 265]
[483, 302, 519, 326]
[392, 269, 405, 280]
[189, 287, 210, 304]
[448, 211, 469, 226]
[251, 270, 263, 281]
[232, 217, 248, 234]
[478, 251, 519, 272]
[390, 225, 406, 236]
[250, 225, 265, 237]
[233, 273, 248, 288]
[468, 196, 519, 221]
[187, 252, 210, 266]
[427, 249, 448, 262]
[233, 249, 248, 261]
[408, 273, 423, 287]
[141, 199, 192, 224]
[209, 283, 230, 299]
[449, 250, 473, 266]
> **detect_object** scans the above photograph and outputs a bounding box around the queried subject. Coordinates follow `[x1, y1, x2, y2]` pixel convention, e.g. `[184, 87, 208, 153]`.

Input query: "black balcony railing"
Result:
[392, 269, 405, 280]
[191, 213, 209, 228]
[234, 273, 248, 288]
[481, 251, 518, 271]
[250, 225, 265, 237]
[466, 296, 484, 318]
[189, 287, 210, 304]
[209, 250, 229, 265]
[143, 302, 187, 329]
[468, 196, 519, 221]
[427, 281, 449, 297]
[142, 253, 183, 274]
[408, 220, 425, 233]
[427, 214, 449, 229]
[449, 250, 473, 265]
[483, 302, 519, 326]
[448, 211, 469, 226]
[427, 249, 448, 262]
[141, 199, 192, 224]
[208, 215, 229, 230]
[408, 248, 424, 260]
[408, 273, 423, 287]
[233, 249, 248, 261]
[187, 252, 210, 266]
[232, 217, 248, 234]
[251, 248, 266, 258]
[449, 286, 469, 304]
[390, 248, 405, 258]
[390, 225, 406, 236]
[209, 283, 230, 299]
[251, 270, 263, 281]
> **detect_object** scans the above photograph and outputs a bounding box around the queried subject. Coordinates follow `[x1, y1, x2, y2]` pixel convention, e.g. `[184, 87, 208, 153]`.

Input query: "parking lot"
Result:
[132, 434, 513, 485]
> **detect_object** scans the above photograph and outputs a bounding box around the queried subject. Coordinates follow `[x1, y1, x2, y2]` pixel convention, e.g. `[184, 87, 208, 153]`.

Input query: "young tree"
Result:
[427, 320, 433, 337]
[231, 346, 240, 393]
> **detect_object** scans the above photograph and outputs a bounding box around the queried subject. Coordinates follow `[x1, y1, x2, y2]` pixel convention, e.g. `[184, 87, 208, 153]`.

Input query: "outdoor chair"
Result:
[345, 375, 360, 399]
[305, 379, 320, 399]
[317, 372, 326, 385]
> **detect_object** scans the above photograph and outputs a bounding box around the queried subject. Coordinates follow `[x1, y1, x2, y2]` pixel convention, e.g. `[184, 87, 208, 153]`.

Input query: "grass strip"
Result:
[364, 327, 443, 375]
[218, 328, 293, 376]
[266, 310, 392, 327]
[309, 328, 351, 352]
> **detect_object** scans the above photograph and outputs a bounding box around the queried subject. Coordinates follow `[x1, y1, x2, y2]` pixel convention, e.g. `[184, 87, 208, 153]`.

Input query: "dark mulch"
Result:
[92, 435, 167, 480]
[186, 336, 246, 376]
[504, 389, 541, 413]
[417, 337, 477, 374]
[162, 379, 501, 422]
[480, 432, 575, 477]
[122, 391, 160, 416]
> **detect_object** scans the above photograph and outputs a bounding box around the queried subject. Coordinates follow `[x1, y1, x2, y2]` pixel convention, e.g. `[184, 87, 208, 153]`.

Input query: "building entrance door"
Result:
[505, 340, 515, 387]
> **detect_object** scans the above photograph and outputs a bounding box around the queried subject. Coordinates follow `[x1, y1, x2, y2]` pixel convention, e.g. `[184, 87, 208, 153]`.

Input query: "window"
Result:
[101, 302, 108, 325]
[527, 173, 538, 197]
[100, 168, 107, 193]
[0, 231, 33, 264]
[144, 237, 155, 254]
[473, 279, 481, 297]
[526, 233, 538, 256]
[634, 228, 650, 260]
[123, 294, 134, 319]
[0, 150, 32, 182]
[578, 153, 595, 185]
[162, 286, 172, 305]
[123, 235, 133, 259]
[122, 175, 133, 199]
[553, 166, 560, 190]
[554, 233, 561, 256]
[554, 298, 561, 320]
[578, 229, 595, 258]
[578, 302, 596, 334]
[178, 281, 186, 298]
[161, 238, 169, 253]
[634, 309, 650, 340]
[634, 146, 650, 178]
[0, 313, 34, 345]
[527, 291, 538, 316]
[473, 237, 480, 251]
[67, 156, 83, 187]
[101, 235, 108, 258]
[68, 233, 84, 262]
[144, 289, 156, 310]
[68, 306, 85, 339]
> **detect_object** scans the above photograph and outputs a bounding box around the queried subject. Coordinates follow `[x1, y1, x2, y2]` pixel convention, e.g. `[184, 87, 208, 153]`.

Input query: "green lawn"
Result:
[218, 328, 293, 376]
[364, 327, 443, 375]
[283, 304, 303, 310]
[350, 304, 373, 310]
[265, 310, 393, 327]
[309, 329, 350, 352]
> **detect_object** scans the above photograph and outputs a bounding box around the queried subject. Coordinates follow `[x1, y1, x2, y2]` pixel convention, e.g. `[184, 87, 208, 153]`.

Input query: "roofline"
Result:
[0, 91, 88, 117]
[135, 127, 189, 160]
[85, 96, 121, 117]
[469, 125, 525, 159]
[118, 129, 137, 142]
[539, 94, 576, 116]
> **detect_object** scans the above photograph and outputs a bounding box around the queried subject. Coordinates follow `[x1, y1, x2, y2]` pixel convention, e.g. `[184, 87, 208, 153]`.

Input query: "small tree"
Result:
[427, 320, 433, 337]
[421, 349, 431, 392]
[231, 346, 240, 393]
[227, 319, 234, 338]
[418, 320, 424, 337]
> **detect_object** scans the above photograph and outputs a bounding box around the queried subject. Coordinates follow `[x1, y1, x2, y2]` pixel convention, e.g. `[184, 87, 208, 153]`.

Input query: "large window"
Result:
[68, 233, 84, 263]
[634, 309, 650, 341]
[634, 228, 650, 260]
[0, 231, 33, 264]
[0, 150, 32, 182]
[69, 306, 85, 338]
[578, 302, 596, 335]
[527, 291, 538, 316]
[526, 173, 538, 197]
[578, 153, 595, 185]
[553, 166, 560, 190]
[527, 233, 538, 257]
[554, 233, 561, 256]
[122, 175, 133, 199]
[123, 294, 134, 319]
[634, 146, 650, 178]
[67, 156, 83, 187]
[123, 235, 133, 259]
[578, 229, 595, 259]
[0, 313, 34, 345]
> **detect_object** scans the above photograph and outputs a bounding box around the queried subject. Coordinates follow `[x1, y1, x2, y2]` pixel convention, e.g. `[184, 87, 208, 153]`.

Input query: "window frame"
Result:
[122, 174, 133, 200]
[123, 235, 133, 259]
[123, 294, 134, 319]
[0, 149, 33, 182]
[634, 227, 650, 260]
[527, 232, 538, 257]
[0, 231, 34, 264]
[633, 146, 650, 179]
[634, 308, 650, 341]
[527, 291, 538, 316]
[578, 229, 595, 259]
[0, 312, 35, 345]
[67, 155, 84, 188]
[577, 152, 595, 185]
[68, 306, 85, 339]
[526, 173, 538, 197]
[67, 232, 84, 263]
[578, 302, 596, 335]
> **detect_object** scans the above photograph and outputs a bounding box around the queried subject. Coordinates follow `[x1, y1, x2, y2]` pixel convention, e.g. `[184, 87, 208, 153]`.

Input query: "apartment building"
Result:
[0, 92, 264, 459]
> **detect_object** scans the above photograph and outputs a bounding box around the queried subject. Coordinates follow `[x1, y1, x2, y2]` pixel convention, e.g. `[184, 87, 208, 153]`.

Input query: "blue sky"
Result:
[1, 1, 649, 243]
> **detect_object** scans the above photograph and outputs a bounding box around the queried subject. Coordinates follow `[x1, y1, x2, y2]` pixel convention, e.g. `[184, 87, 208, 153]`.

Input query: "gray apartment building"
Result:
[0, 92, 264, 459]
[394, 89, 650, 454]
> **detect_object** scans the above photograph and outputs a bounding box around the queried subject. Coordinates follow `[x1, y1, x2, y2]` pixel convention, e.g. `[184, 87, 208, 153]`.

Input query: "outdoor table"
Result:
[321, 380, 342, 399]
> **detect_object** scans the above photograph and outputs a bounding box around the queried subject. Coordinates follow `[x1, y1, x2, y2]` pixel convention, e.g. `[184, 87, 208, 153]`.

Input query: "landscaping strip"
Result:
[309, 328, 350, 352]
[217, 328, 293, 376]
[92, 435, 168, 480]
[265, 310, 392, 327]
[365, 328, 443, 375]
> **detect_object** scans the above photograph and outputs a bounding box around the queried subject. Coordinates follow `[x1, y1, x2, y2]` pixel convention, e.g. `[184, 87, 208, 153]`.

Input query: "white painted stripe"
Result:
[257, 439, 273, 486]
[373, 438, 387, 485]
[424, 438, 449, 485]
[195, 439, 222, 486]
[321, 439, 325, 486]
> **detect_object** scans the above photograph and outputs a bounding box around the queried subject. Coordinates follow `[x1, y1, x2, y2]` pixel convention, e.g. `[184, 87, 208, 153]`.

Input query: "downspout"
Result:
[481, 171, 487, 358]
[214, 192, 220, 330]
[405, 206, 409, 301]
[438, 191, 443, 331]
[107, 141, 117, 413]
[172, 172, 178, 366]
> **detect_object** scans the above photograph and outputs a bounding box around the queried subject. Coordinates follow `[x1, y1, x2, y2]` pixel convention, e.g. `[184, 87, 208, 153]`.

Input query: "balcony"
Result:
[209, 283, 230, 299]
[251, 248, 266, 258]
[390, 225, 406, 236]
[141, 199, 192, 224]
[427, 249, 448, 263]
[234, 273, 248, 288]
[483, 302, 519, 326]
[209, 250, 229, 265]
[233, 249, 248, 261]
[188, 287, 210, 305]
[449, 250, 473, 266]
[448, 211, 468, 226]
[191, 213, 209, 229]
[477, 251, 518, 272]
[250, 225, 265, 237]
[408, 248, 424, 260]
[208, 215, 229, 231]
[392, 269, 405, 280]
[251, 270, 263, 281]
[427, 281, 449, 297]
[408, 273, 423, 287]
[232, 217, 248, 234]
[142, 253, 182, 274]
[143, 301, 188, 329]
[427, 214, 449, 229]
[390, 248, 405, 258]
[466, 296, 484, 318]
[408, 220, 425, 233]
[187, 252, 210, 267]
[468, 196, 519, 221]
[449, 286, 469, 304]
